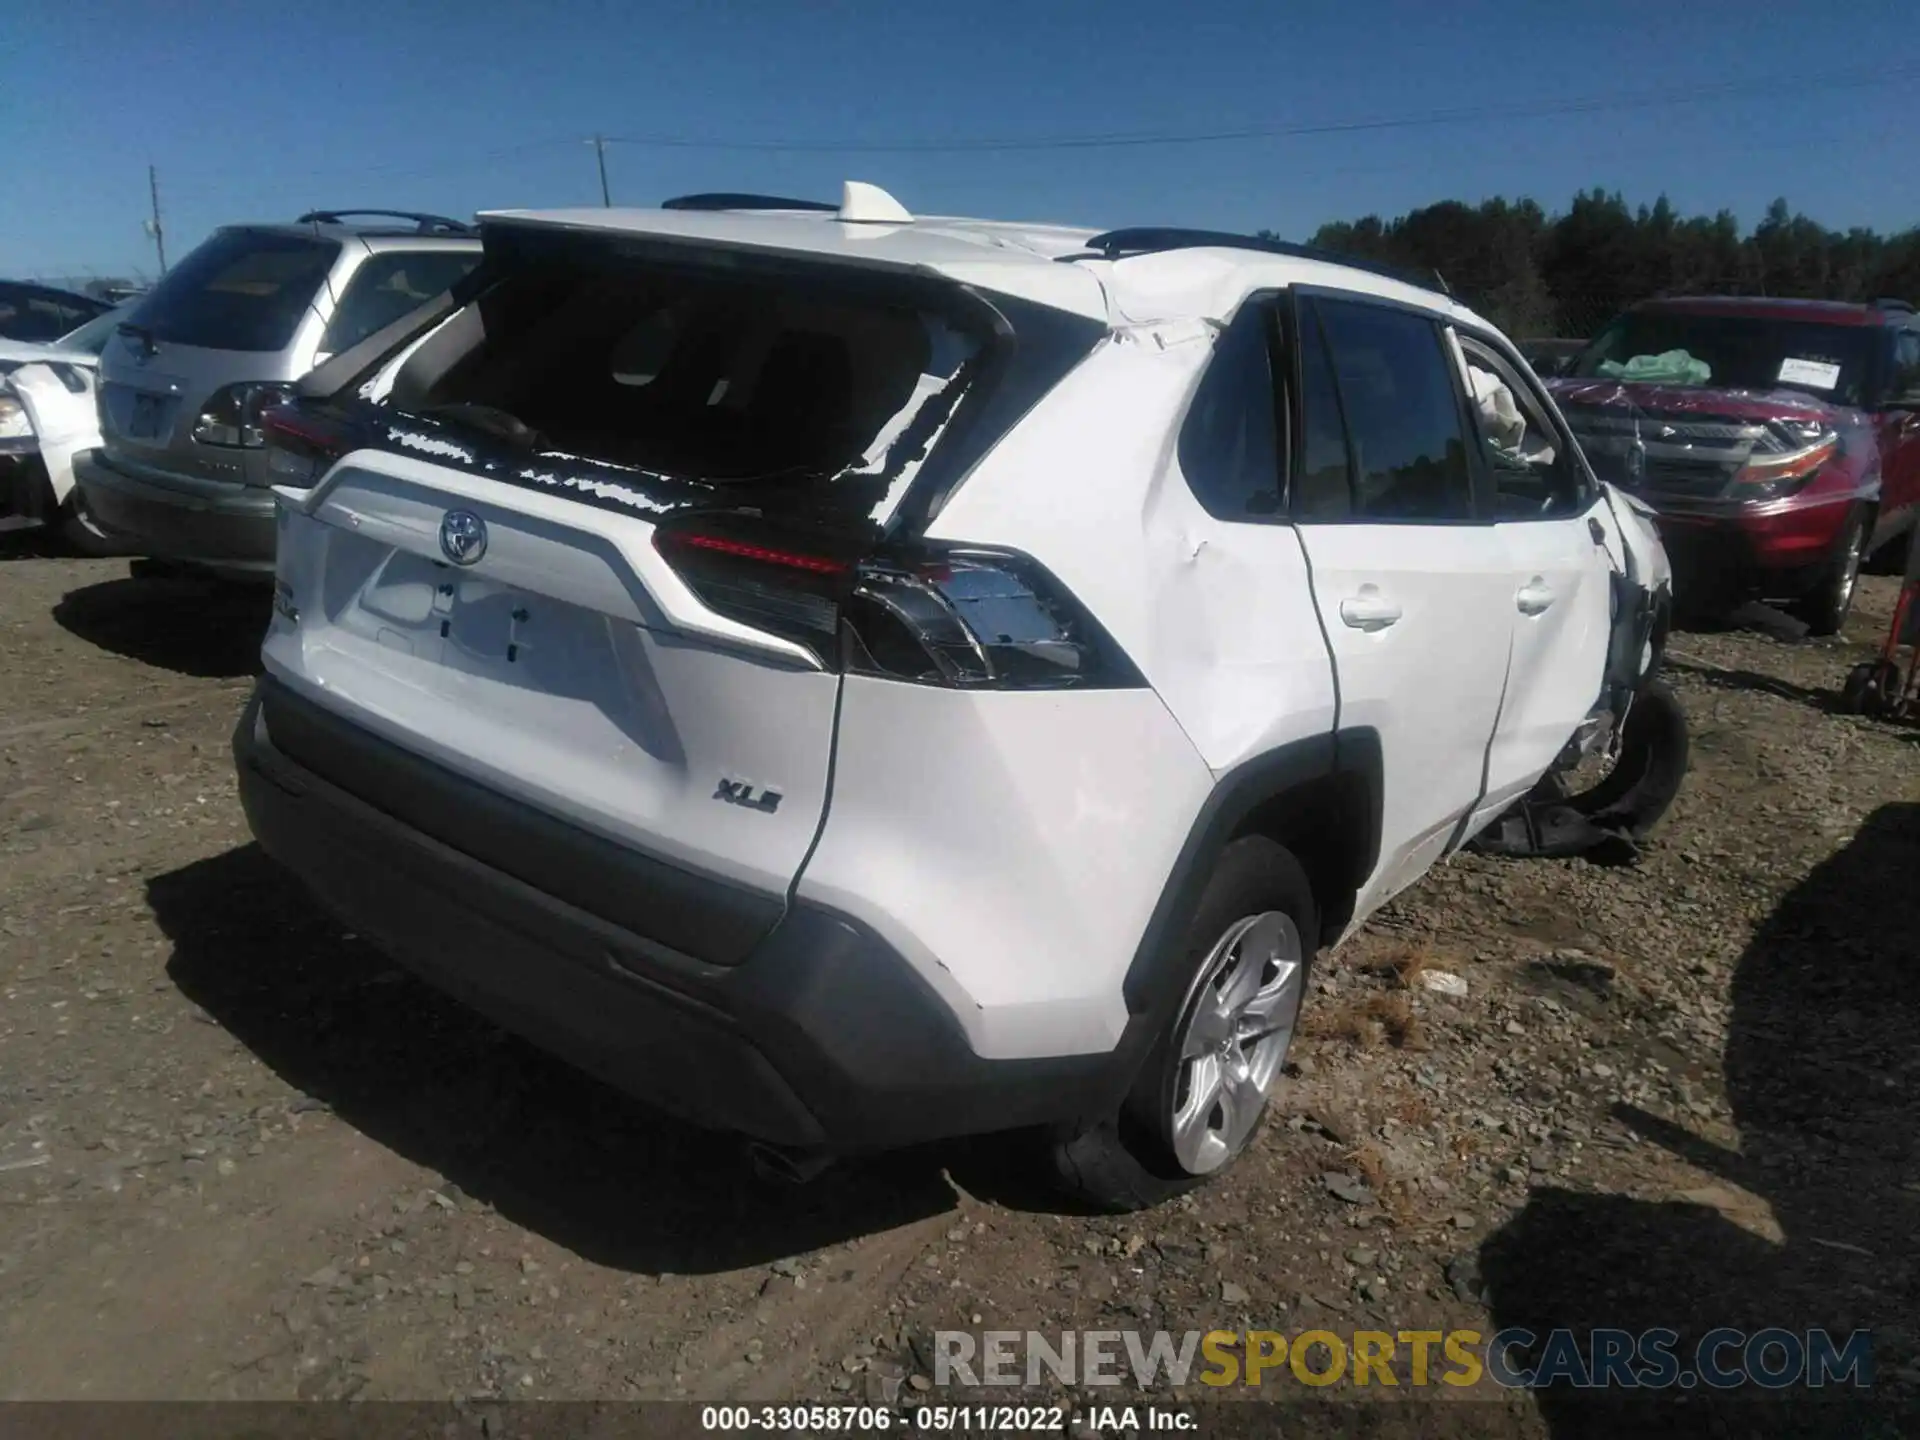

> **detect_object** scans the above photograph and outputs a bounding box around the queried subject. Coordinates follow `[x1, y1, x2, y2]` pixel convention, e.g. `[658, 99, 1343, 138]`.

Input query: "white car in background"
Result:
[0, 305, 128, 549]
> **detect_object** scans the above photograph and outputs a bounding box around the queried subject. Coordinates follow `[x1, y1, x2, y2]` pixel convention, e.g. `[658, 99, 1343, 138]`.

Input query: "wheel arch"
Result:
[1119, 728, 1381, 1020]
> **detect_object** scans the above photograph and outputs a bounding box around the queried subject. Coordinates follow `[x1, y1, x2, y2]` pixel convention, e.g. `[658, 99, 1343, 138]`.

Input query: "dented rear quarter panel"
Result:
[925, 326, 1340, 776]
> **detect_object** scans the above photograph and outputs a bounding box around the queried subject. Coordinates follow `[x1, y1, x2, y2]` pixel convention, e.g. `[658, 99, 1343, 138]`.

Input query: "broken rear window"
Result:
[398, 255, 983, 504]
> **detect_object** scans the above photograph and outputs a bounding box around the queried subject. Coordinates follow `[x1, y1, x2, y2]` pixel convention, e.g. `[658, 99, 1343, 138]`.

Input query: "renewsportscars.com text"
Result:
[934, 1327, 1874, 1390]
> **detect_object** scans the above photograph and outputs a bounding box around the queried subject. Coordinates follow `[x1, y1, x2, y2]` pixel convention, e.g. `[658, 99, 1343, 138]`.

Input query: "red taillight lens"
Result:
[652, 520, 1142, 690]
[262, 405, 354, 487]
[192, 382, 298, 448]
[657, 529, 851, 576]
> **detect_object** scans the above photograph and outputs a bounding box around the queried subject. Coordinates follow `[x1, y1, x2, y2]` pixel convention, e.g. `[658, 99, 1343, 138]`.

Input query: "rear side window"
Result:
[319, 251, 480, 358]
[1311, 297, 1475, 522]
[130, 229, 340, 352]
[1177, 302, 1285, 520]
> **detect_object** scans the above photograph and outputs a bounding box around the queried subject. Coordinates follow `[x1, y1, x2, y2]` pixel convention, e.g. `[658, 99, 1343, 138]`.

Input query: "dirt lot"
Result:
[2, 536, 1917, 1434]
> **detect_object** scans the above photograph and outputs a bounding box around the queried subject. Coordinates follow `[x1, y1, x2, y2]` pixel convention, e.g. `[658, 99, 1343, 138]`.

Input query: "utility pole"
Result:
[145, 164, 167, 273]
[592, 135, 611, 207]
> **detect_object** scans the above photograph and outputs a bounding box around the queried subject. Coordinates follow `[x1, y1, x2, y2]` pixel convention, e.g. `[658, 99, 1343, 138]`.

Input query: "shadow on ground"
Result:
[0, 525, 60, 561]
[1478, 803, 1920, 1436]
[54, 574, 269, 678]
[148, 844, 1086, 1274]
[1662, 657, 1846, 715]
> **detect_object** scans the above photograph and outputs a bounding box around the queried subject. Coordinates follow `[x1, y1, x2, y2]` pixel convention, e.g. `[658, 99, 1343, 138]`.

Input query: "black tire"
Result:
[1048, 837, 1317, 1212]
[1560, 678, 1689, 840]
[1794, 511, 1867, 638]
[1841, 660, 1900, 718]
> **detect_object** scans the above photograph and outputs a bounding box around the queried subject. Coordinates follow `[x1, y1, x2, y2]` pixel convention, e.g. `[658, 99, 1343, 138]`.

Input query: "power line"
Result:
[156, 135, 586, 204]
[591, 134, 611, 206]
[116, 63, 1916, 221]
[601, 63, 1919, 155]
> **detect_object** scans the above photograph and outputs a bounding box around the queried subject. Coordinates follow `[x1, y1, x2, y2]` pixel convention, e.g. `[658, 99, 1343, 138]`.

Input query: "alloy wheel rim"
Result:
[1168, 911, 1304, 1175]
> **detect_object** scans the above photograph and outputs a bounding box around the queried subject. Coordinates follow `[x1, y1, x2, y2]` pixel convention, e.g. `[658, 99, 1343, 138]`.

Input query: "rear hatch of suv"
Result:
[257, 215, 1107, 962]
[97, 227, 343, 485]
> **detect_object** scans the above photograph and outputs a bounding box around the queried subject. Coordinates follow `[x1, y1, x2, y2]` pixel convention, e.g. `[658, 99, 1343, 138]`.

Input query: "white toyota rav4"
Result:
[233, 184, 1681, 1209]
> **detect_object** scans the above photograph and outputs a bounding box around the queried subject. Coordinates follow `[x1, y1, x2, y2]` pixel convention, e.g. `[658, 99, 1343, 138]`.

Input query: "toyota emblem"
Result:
[439, 510, 488, 566]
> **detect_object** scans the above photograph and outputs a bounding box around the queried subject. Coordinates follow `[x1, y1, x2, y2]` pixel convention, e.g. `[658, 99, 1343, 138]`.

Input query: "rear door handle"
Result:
[1516, 578, 1556, 615]
[1339, 587, 1403, 631]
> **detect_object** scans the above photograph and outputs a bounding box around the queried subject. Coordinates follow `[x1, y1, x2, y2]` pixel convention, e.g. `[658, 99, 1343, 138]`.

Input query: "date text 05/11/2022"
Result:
[698, 1404, 1197, 1432]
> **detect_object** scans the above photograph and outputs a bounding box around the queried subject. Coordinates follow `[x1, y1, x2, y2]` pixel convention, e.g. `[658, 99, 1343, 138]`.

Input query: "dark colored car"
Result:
[1547, 296, 1920, 635]
[0, 282, 113, 344]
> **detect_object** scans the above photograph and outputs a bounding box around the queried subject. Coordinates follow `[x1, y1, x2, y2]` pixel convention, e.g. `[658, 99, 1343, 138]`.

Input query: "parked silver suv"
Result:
[74, 211, 482, 580]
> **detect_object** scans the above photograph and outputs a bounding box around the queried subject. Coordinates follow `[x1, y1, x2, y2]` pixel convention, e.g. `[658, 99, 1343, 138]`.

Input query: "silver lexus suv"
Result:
[74, 211, 481, 580]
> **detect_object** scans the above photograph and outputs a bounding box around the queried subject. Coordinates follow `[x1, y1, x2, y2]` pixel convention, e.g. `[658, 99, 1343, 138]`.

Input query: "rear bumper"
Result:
[232, 677, 1127, 1151]
[73, 448, 276, 579]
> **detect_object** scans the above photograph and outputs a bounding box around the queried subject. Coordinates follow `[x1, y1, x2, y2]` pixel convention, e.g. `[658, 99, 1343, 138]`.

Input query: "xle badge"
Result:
[714, 779, 782, 814]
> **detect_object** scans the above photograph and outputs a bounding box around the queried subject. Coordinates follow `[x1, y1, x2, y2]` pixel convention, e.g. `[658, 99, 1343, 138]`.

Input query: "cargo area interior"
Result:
[395, 256, 982, 486]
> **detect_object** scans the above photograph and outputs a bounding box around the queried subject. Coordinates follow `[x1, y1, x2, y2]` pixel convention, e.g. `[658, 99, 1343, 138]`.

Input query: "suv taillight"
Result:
[192, 382, 299, 448]
[653, 520, 1142, 689]
[261, 404, 356, 487]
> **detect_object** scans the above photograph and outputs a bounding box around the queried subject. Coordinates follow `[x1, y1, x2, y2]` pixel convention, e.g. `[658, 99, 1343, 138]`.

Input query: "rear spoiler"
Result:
[296, 261, 497, 401]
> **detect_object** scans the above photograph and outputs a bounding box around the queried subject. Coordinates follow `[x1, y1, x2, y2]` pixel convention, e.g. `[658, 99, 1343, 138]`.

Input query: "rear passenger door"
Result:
[1453, 332, 1614, 826]
[1287, 292, 1514, 922]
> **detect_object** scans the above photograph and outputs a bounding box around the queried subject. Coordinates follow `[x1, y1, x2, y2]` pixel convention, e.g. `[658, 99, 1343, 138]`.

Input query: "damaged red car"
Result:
[1547, 296, 1920, 634]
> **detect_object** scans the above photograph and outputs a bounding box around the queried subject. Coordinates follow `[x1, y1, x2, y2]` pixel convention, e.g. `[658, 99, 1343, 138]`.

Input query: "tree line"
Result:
[1280, 191, 1920, 340]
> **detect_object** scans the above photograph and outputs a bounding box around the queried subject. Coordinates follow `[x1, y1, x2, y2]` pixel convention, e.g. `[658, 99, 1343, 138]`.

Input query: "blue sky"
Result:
[6, 0, 1916, 282]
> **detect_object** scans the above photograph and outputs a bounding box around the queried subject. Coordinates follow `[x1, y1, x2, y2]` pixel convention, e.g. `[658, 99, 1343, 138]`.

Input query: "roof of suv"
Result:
[478, 188, 1493, 331]
[1634, 294, 1918, 328]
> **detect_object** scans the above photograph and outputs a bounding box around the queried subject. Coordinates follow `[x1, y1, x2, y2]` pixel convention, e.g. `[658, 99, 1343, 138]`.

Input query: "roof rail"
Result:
[1871, 297, 1915, 314]
[1080, 228, 1451, 299]
[660, 192, 838, 213]
[295, 210, 475, 235]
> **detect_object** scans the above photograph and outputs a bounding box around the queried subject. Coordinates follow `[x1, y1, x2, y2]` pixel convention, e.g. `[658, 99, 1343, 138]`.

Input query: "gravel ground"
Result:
[2, 534, 1917, 1436]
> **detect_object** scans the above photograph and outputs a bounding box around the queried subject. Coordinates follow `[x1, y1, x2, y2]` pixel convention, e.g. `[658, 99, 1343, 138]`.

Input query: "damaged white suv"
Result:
[233, 184, 1681, 1209]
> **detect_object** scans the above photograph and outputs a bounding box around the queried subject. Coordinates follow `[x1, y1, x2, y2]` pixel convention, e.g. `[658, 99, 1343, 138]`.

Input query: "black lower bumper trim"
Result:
[73, 450, 276, 572]
[258, 677, 781, 968]
[233, 685, 1127, 1150]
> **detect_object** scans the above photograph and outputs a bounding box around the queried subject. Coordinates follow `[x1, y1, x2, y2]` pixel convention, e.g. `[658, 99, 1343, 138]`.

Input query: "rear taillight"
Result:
[653, 520, 1142, 689]
[261, 405, 355, 487]
[1732, 429, 1838, 502]
[192, 382, 299, 448]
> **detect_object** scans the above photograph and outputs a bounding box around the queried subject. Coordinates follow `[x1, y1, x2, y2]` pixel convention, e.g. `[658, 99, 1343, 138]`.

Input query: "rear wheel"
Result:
[1049, 837, 1315, 1212]
[1794, 511, 1866, 638]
